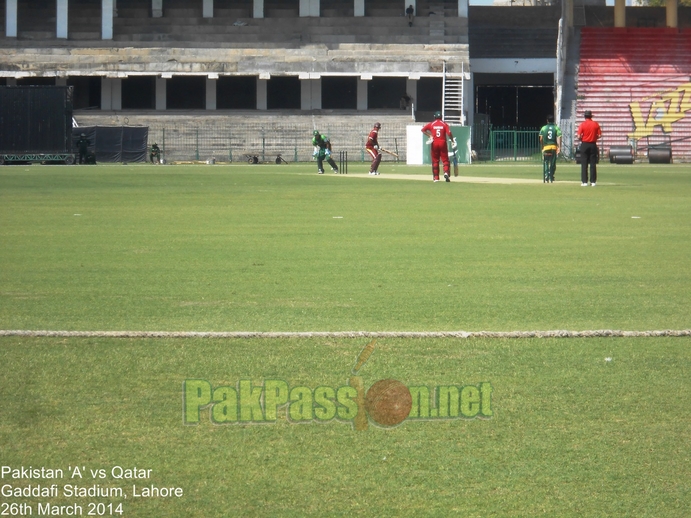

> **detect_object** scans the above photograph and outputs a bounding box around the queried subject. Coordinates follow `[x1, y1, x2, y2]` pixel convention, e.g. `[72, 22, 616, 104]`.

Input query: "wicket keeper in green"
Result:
[312, 130, 339, 174]
[539, 115, 561, 183]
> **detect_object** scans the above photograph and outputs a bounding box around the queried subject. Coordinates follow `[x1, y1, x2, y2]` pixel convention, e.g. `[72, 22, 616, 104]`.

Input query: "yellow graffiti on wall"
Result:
[628, 82, 691, 139]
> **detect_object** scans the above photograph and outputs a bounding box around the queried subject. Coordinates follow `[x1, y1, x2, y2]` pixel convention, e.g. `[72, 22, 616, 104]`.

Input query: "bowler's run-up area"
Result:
[1, 162, 690, 517]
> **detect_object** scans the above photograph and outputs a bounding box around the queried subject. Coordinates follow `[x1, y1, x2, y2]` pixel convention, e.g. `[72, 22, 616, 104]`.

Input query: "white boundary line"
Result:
[1, 330, 690, 339]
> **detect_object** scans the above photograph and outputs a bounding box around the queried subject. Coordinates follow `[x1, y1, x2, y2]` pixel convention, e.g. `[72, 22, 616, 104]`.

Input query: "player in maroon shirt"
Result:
[421, 111, 456, 182]
[577, 110, 602, 186]
[365, 122, 382, 175]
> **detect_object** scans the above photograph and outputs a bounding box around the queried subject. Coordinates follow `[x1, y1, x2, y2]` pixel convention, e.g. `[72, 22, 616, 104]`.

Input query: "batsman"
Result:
[539, 115, 562, 183]
[312, 130, 339, 174]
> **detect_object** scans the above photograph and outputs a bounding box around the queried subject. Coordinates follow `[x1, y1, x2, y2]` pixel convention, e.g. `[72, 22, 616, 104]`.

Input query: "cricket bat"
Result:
[448, 149, 459, 176]
[380, 148, 399, 158]
[349, 375, 368, 431]
[352, 339, 376, 375]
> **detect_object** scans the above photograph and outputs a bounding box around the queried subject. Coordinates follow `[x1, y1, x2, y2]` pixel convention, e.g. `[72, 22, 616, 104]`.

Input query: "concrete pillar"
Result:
[111, 78, 122, 110]
[152, 0, 162, 18]
[156, 77, 167, 110]
[563, 0, 573, 29]
[406, 78, 417, 112]
[56, 0, 68, 39]
[357, 77, 368, 110]
[614, 0, 625, 28]
[102, 0, 114, 39]
[354, 0, 364, 17]
[101, 78, 113, 110]
[203, 0, 213, 18]
[666, 0, 678, 28]
[300, 0, 319, 17]
[457, 0, 467, 18]
[466, 73, 474, 127]
[257, 78, 268, 110]
[254, 0, 264, 19]
[301, 77, 321, 110]
[6, 0, 18, 38]
[206, 77, 217, 110]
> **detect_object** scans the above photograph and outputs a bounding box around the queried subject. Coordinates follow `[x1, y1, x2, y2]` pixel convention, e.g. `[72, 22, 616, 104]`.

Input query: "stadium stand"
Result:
[3, 0, 689, 162]
[1, 0, 474, 162]
[577, 27, 691, 161]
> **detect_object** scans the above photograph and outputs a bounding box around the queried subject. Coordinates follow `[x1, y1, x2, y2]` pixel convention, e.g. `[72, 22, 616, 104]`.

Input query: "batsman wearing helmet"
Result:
[312, 130, 339, 174]
[365, 122, 382, 175]
[421, 111, 455, 182]
[539, 115, 561, 183]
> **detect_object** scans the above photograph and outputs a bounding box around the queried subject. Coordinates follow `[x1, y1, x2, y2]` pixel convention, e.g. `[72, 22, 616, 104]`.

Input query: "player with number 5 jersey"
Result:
[421, 112, 455, 182]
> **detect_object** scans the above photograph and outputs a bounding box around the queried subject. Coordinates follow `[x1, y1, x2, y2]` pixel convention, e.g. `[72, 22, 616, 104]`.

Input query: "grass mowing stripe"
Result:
[2, 329, 691, 338]
[2, 163, 691, 332]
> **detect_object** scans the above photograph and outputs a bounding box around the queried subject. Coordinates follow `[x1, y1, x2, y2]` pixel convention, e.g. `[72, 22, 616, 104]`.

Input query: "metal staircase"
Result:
[442, 62, 465, 125]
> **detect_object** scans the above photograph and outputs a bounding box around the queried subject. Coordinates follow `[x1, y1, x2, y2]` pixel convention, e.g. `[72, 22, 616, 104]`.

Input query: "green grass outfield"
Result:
[1, 162, 689, 516]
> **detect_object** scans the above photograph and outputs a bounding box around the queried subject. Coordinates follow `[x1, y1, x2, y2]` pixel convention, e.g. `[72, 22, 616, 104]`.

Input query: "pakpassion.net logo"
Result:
[183, 340, 493, 430]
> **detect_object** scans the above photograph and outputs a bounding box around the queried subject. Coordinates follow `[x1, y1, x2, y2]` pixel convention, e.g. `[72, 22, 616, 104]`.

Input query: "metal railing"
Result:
[145, 121, 407, 163]
[473, 123, 542, 162]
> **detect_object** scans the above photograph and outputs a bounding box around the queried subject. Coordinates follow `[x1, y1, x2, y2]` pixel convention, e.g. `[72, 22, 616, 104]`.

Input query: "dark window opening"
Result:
[217, 76, 257, 109]
[122, 76, 156, 110]
[368, 77, 406, 109]
[267, 76, 300, 110]
[167, 76, 206, 110]
[322, 77, 357, 110]
[68, 77, 101, 110]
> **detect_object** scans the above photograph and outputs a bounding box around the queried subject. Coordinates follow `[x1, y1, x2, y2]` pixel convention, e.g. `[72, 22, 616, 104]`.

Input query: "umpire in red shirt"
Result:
[577, 110, 602, 186]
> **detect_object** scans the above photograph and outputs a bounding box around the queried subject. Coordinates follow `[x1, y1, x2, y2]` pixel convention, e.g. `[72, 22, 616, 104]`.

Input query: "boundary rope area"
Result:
[1, 330, 690, 339]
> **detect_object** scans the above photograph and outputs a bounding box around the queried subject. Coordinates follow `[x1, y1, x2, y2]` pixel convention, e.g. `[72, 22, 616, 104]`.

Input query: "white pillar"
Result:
[101, 78, 113, 110]
[300, 0, 319, 17]
[206, 77, 217, 110]
[203, 0, 213, 18]
[253, 0, 264, 19]
[301, 78, 321, 110]
[354, 0, 364, 17]
[156, 77, 167, 110]
[357, 77, 368, 110]
[457, 0, 467, 18]
[102, 0, 113, 39]
[152, 0, 162, 18]
[6, 0, 18, 38]
[56, 0, 68, 39]
[257, 78, 268, 110]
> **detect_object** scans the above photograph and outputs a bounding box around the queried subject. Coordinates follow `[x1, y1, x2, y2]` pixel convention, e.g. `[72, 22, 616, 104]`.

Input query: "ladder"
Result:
[442, 62, 465, 125]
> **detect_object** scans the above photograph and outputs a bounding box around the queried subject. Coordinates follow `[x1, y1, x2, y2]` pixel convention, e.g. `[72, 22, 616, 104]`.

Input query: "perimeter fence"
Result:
[80, 113, 691, 164]
[473, 120, 691, 163]
[145, 119, 409, 164]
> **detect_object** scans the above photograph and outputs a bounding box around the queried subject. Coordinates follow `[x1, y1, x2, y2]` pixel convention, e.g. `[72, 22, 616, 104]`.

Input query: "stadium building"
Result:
[1, 0, 690, 162]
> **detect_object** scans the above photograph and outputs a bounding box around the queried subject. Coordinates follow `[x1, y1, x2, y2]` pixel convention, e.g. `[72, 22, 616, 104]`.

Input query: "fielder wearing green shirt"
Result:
[312, 130, 339, 174]
[539, 115, 562, 183]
